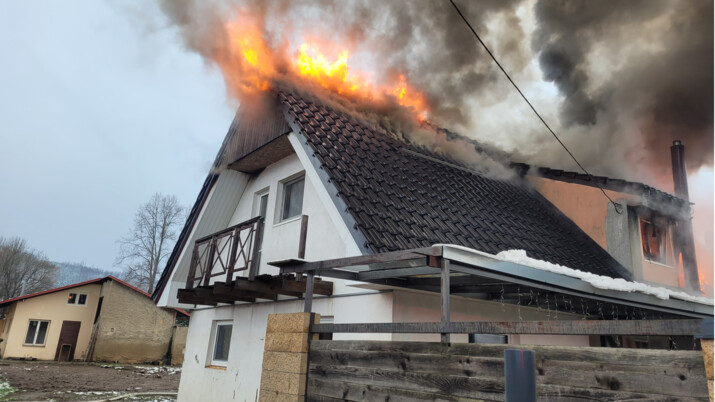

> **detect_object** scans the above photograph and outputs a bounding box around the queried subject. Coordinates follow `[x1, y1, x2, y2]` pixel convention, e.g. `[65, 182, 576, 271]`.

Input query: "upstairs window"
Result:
[281, 176, 305, 221]
[68, 293, 87, 305]
[639, 216, 669, 265]
[24, 320, 49, 346]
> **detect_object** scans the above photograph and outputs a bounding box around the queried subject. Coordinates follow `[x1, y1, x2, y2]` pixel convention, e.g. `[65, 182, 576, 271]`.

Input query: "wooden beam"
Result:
[176, 289, 217, 306]
[214, 281, 278, 301]
[309, 319, 707, 336]
[274, 246, 442, 274]
[304, 272, 314, 313]
[298, 215, 308, 259]
[441, 258, 450, 343]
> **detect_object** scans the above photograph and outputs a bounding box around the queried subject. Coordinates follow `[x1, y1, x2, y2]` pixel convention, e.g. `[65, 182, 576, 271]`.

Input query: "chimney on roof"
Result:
[670, 140, 700, 293]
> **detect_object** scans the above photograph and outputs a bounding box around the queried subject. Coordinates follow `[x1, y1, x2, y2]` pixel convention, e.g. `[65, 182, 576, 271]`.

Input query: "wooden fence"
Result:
[307, 340, 710, 401]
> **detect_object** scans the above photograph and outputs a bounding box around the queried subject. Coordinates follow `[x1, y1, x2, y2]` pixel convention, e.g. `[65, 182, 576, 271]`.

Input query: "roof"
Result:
[279, 91, 632, 279]
[153, 91, 636, 301]
[511, 163, 689, 210]
[3, 276, 166, 307]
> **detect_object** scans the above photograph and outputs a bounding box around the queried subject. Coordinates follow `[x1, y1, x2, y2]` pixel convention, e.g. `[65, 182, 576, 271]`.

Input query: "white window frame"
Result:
[253, 188, 270, 219]
[67, 292, 88, 306]
[24, 319, 50, 346]
[208, 320, 233, 367]
[278, 174, 305, 223]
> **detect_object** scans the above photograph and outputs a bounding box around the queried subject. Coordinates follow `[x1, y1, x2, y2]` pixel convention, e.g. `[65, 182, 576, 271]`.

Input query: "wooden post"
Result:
[225, 227, 240, 284]
[298, 215, 309, 259]
[441, 258, 450, 343]
[304, 272, 315, 313]
[204, 238, 217, 287]
[186, 244, 199, 289]
[248, 218, 264, 281]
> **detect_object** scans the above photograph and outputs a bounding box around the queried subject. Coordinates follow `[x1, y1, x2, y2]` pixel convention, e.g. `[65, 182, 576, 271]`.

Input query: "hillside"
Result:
[53, 262, 121, 287]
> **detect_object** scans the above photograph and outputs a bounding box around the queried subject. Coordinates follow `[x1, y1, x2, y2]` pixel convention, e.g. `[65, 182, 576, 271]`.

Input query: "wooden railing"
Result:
[185, 216, 263, 290]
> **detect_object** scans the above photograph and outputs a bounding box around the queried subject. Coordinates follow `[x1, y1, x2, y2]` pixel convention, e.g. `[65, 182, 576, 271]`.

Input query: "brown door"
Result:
[55, 321, 81, 362]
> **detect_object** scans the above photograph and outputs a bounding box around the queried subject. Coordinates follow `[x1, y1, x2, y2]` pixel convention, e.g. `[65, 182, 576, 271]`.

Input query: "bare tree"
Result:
[116, 193, 185, 293]
[0, 237, 58, 300]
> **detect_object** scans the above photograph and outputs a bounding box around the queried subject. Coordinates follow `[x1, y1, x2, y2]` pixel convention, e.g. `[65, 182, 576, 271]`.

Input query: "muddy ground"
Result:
[0, 360, 181, 401]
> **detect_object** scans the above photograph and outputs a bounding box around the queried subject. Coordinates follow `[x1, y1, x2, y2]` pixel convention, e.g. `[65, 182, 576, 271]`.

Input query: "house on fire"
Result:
[0, 276, 188, 363]
[152, 91, 712, 400]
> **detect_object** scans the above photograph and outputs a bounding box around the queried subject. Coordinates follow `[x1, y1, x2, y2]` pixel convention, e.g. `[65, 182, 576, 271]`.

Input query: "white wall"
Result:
[178, 292, 393, 402]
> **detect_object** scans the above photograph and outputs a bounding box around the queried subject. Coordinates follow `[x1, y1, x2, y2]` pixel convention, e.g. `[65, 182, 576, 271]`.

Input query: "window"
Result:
[24, 320, 49, 346]
[281, 176, 305, 221]
[254, 191, 269, 219]
[209, 321, 233, 366]
[68, 293, 87, 305]
[639, 215, 670, 265]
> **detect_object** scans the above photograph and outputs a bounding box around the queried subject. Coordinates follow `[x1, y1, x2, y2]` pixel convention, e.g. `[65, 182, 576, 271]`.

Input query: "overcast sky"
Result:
[0, 1, 235, 270]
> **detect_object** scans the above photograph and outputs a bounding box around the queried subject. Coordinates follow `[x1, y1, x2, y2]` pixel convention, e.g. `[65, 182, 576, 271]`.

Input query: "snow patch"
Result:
[496, 249, 713, 305]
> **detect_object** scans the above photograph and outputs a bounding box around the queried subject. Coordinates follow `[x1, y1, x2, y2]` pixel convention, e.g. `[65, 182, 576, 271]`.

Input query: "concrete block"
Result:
[259, 370, 305, 396]
[266, 312, 319, 333]
[262, 351, 308, 374]
[259, 390, 303, 402]
[265, 332, 309, 353]
[703, 339, 714, 380]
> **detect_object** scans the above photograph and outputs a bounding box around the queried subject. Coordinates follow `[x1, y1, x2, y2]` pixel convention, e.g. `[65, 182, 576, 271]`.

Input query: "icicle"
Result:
[499, 284, 505, 312]
[517, 286, 522, 321]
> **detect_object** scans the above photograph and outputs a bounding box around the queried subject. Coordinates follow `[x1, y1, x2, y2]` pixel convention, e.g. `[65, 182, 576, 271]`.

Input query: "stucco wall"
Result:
[0, 303, 17, 358]
[92, 280, 175, 363]
[178, 292, 391, 402]
[171, 326, 188, 365]
[2, 283, 101, 360]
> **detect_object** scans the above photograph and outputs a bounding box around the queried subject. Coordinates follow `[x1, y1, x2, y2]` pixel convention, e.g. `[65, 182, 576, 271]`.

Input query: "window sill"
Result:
[273, 215, 303, 227]
[643, 259, 675, 269]
[205, 365, 227, 370]
[22, 344, 46, 348]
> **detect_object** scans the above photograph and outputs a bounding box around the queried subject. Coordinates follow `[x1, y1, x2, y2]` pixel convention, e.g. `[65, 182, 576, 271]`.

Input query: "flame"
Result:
[219, 16, 430, 122]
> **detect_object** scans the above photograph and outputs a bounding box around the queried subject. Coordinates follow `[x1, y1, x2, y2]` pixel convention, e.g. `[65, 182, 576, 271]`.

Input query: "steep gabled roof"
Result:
[279, 91, 632, 279]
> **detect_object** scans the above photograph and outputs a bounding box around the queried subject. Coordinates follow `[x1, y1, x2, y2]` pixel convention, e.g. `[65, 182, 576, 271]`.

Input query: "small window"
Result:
[24, 320, 49, 346]
[281, 176, 305, 221]
[254, 191, 269, 219]
[67, 293, 77, 304]
[210, 322, 232, 366]
[78, 294, 87, 305]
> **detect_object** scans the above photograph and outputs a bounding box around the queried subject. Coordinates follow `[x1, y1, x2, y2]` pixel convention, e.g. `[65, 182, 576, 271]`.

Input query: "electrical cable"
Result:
[448, 0, 622, 213]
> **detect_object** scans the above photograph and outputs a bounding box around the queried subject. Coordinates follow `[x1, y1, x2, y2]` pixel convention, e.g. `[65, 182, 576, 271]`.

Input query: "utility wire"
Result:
[447, 0, 621, 213]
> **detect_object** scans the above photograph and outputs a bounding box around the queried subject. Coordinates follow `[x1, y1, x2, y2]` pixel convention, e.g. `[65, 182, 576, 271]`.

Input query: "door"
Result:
[55, 321, 81, 362]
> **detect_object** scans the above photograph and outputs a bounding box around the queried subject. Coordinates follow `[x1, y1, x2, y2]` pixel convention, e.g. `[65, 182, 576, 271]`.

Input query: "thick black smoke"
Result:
[157, 0, 713, 183]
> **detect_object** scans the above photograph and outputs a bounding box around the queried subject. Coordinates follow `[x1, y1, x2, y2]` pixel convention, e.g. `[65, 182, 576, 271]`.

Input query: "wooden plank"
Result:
[176, 289, 217, 306]
[214, 281, 277, 301]
[309, 364, 505, 400]
[310, 341, 706, 368]
[309, 319, 706, 336]
[307, 378, 489, 401]
[309, 349, 706, 397]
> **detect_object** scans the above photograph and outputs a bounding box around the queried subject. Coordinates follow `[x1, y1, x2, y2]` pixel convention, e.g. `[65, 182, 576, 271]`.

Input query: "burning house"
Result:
[150, 2, 713, 399]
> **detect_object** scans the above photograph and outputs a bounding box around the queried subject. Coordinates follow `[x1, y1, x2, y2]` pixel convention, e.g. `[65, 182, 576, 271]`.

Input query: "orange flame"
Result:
[220, 17, 430, 122]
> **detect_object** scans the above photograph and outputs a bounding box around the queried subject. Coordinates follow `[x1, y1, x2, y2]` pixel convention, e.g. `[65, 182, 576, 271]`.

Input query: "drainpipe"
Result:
[670, 140, 700, 293]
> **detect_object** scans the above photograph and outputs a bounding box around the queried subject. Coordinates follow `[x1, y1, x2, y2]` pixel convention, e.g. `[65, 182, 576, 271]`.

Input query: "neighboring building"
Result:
[0, 276, 187, 363]
[151, 91, 711, 401]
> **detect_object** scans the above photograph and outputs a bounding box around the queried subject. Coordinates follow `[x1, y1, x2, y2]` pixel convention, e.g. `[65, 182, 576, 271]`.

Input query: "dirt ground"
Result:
[0, 360, 181, 401]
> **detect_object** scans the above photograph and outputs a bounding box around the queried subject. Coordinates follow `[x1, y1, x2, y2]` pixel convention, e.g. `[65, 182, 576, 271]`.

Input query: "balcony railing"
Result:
[185, 216, 263, 290]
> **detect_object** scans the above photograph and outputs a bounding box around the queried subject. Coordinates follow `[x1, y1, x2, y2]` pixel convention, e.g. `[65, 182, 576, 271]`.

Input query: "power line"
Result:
[447, 0, 621, 213]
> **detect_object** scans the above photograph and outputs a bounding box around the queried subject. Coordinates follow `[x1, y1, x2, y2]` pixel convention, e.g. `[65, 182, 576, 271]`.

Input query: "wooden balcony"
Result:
[178, 216, 332, 306]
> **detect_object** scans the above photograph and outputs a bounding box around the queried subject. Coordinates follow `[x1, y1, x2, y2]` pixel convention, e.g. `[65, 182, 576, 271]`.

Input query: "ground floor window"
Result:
[210, 321, 233, 366]
[24, 320, 49, 346]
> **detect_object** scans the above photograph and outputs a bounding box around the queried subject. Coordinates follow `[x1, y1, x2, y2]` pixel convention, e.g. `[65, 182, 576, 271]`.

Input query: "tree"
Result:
[0, 237, 58, 300]
[116, 193, 185, 293]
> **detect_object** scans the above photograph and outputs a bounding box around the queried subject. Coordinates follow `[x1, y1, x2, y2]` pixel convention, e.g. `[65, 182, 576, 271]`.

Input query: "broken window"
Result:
[24, 320, 49, 345]
[639, 215, 670, 265]
[67, 293, 77, 304]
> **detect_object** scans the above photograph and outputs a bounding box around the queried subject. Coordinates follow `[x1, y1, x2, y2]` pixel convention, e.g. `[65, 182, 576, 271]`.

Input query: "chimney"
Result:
[670, 140, 700, 293]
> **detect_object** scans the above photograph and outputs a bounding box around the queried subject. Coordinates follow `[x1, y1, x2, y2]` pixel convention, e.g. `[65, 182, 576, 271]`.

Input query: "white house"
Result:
[153, 91, 712, 401]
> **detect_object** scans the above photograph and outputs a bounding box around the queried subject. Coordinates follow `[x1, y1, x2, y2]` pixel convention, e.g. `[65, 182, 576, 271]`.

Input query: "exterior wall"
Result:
[0, 303, 17, 358]
[171, 326, 188, 365]
[529, 177, 682, 289]
[391, 289, 589, 346]
[92, 280, 176, 363]
[1, 283, 101, 360]
[178, 292, 392, 402]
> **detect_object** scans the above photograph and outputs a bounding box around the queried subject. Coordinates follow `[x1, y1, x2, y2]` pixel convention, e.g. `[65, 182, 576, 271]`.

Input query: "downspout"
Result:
[670, 140, 700, 293]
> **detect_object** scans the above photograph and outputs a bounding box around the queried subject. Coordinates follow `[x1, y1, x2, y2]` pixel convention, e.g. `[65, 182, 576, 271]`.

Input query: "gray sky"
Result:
[0, 1, 235, 270]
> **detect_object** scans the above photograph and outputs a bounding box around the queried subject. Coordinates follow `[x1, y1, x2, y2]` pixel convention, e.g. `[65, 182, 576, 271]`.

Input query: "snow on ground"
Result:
[495, 249, 714, 305]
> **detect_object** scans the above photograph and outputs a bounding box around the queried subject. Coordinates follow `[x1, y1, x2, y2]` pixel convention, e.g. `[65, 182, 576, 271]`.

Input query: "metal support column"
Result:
[304, 272, 315, 313]
[441, 258, 450, 343]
